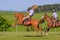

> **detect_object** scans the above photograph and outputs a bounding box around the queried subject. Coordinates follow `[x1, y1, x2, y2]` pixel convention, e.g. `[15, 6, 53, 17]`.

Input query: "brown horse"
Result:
[13, 12, 44, 32]
[41, 13, 60, 35]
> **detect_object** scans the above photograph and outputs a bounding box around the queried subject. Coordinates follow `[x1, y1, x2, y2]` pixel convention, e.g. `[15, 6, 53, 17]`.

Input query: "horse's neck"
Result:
[19, 16, 24, 19]
[17, 14, 24, 21]
[46, 16, 52, 24]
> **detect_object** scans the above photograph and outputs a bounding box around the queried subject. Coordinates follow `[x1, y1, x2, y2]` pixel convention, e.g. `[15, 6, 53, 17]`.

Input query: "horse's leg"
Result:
[12, 21, 20, 28]
[34, 26, 39, 32]
[34, 25, 42, 36]
[34, 25, 40, 35]
[37, 25, 42, 32]
[45, 27, 50, 35]
[38, 25, 43, 35]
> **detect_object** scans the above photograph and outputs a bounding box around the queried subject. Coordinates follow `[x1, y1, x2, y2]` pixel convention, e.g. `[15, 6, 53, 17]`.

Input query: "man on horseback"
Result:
[22, 5, 38, 24]
[52, 10, 58, 27]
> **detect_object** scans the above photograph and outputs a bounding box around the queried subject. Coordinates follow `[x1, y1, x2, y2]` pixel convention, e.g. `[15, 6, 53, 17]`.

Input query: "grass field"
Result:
[0, 32, 60, 40]
[0, 11, 60, 40]
[0, 11, 60, 32]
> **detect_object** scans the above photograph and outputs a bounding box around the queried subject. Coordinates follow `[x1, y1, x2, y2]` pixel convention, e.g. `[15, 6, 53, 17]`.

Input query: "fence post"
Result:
[54, 28, 56, 32]
[16, 25, 18, 32]
[42, 23, 44, 29]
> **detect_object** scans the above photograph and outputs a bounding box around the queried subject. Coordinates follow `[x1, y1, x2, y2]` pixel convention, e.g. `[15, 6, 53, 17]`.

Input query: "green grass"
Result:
[0, 32, 60, 40]
[0, 11, 60, 32]
[0, 11, 60, 40]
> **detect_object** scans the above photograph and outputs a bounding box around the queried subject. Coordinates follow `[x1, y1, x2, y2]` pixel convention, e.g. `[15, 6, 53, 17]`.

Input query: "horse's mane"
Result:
[45, 13, 51, 19]
[15, 12, 24, 16]
[19, 13, 24, 16]
[44, 13, 54, 23]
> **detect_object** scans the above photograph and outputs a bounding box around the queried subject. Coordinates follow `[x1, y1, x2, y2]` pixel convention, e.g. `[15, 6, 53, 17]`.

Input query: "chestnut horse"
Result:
[13, 12, 44, 32]
[41, 13, 60, 35]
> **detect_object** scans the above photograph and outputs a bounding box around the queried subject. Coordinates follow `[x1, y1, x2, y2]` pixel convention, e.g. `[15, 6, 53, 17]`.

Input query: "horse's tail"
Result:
[39, 19, 45, 23]
[39, 19, 45, 31]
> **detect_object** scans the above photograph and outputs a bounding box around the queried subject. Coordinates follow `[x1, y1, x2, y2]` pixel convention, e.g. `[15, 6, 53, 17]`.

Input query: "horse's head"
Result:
[15, 13, 19, 18]
[41, 13, 52, 24]
[41, 13, 49, 19]
[15, 12, 24, 20]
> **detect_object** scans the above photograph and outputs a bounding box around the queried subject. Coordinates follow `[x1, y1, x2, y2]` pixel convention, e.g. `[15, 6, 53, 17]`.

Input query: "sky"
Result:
[0, 0, 60, 11]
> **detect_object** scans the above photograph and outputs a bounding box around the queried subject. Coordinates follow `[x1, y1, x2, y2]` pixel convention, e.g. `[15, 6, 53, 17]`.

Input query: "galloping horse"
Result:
[41, 13, 60, 35]
[13, 12, 44, 32]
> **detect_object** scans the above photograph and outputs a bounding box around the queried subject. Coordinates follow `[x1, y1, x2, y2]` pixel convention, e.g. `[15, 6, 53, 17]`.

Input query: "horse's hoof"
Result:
[45, 33, 48, 36]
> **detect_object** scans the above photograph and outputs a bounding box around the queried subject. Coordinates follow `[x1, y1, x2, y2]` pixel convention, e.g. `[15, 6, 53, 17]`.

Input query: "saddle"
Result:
[24, 18, 31, 23]
[22, 18, 31, 24]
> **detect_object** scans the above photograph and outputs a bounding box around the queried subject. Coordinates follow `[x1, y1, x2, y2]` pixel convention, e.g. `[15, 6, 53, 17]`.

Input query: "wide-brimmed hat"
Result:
[32, 5, 38, 10]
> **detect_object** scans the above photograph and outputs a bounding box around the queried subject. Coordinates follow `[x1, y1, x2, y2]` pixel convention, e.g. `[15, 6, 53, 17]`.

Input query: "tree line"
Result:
[27, 4, 60, 12]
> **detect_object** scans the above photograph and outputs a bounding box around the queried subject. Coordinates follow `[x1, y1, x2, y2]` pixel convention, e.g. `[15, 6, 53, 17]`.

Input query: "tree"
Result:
[0, 15, 11, 31]
[27, 4, 60, 12]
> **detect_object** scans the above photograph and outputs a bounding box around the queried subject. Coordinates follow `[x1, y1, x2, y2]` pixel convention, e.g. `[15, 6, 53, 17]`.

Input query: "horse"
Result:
[12, 12, 44, 32]
[41, 13, 60, 35]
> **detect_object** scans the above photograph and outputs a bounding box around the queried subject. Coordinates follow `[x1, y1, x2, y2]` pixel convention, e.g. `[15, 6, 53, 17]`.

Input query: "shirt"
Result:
[52, 12, 58, 19]
[29, 9, 34, 16]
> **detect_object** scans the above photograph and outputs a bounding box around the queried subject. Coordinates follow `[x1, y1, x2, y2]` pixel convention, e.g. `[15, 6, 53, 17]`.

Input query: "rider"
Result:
[52, 10, 58, 27]
[22, 5, 38, 24]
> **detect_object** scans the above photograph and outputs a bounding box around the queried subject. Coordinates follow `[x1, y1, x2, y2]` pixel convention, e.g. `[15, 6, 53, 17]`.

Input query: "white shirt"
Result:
[29, 9, 34, 16]
[52, 12, 58, 19]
